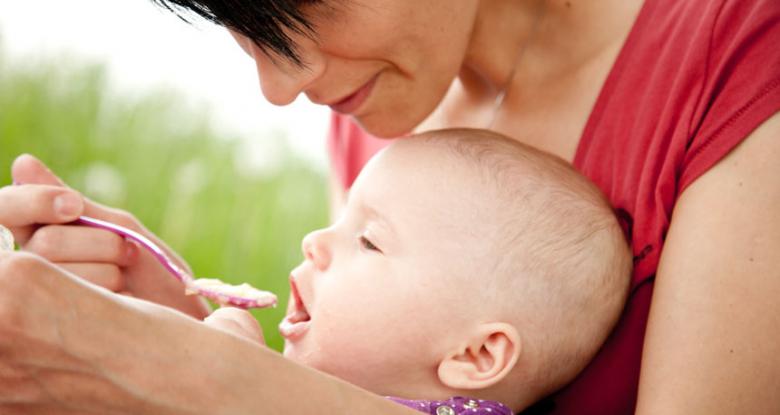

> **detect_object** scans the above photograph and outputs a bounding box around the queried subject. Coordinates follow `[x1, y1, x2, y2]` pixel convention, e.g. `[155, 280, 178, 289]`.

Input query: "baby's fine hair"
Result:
[415, 129, 632, 397]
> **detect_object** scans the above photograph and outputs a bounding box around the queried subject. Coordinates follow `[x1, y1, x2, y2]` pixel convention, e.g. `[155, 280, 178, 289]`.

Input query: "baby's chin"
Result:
[281, 343, 306, 362]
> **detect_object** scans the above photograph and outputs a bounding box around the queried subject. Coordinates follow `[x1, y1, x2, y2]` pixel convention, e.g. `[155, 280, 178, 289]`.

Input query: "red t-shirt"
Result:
[326, 0, 780, 413]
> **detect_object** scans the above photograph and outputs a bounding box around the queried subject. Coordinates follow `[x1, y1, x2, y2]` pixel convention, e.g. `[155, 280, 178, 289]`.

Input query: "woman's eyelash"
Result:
[359, 235, 381, 253]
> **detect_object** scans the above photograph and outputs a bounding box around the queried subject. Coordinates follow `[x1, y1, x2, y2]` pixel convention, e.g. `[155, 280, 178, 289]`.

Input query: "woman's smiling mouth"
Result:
[327, 75, 378, 115]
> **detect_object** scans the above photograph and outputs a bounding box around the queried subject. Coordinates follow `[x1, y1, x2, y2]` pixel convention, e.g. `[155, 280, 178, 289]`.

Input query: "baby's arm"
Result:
[203, 307, 265, 345]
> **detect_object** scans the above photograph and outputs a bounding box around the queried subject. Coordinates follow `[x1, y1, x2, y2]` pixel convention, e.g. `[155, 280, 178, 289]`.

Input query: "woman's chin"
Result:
[352, 109, 424, 139]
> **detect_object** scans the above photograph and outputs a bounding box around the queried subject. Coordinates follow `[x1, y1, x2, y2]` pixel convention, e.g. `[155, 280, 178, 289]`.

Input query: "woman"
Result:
[0, 0, 777, 413]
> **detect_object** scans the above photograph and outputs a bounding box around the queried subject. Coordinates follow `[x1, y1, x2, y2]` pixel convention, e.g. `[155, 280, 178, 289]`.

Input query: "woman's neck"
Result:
[461, 0, 645, 98]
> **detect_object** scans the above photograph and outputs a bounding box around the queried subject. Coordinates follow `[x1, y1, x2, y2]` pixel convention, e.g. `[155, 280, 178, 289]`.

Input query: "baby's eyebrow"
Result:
[360, 203, 397, 236]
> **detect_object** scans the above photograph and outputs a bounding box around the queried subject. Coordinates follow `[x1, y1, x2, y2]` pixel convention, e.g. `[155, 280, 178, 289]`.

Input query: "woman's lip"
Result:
[328, 75, 378, 114]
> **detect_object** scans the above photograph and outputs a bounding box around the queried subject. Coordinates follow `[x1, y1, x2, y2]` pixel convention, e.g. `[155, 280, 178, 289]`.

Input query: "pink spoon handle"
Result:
[75, 216, 192, 284]
[74, 216, 276, 309]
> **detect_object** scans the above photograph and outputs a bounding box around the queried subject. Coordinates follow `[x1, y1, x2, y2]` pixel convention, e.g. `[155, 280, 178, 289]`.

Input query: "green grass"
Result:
[0, 49, 328, 351]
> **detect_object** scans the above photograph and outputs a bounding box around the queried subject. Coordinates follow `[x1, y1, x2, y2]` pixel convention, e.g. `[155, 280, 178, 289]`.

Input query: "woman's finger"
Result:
[24, 225, 138, 266]
[11, 154, 67, 187]
[10, 154, 115, 224]
[58, 263, 126, 293]
[0, 185, 84, 241]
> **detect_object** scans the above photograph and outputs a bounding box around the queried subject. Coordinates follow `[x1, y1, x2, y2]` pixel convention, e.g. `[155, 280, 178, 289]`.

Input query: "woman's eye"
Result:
[359, 235, 381, 253]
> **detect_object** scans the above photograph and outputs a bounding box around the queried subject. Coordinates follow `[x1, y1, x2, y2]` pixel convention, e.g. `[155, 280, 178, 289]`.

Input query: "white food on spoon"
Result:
[186, 278, 277, 307]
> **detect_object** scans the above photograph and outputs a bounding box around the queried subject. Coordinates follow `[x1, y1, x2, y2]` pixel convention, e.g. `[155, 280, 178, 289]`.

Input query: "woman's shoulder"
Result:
[578, 0, 780, 199]
[574, 0, 780, 289]
[633, 0, 778, 49]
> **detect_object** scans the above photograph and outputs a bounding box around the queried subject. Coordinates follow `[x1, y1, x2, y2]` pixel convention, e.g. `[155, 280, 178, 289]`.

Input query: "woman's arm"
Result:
[0, 252, 419, 414]
[636, 112, 780, 414]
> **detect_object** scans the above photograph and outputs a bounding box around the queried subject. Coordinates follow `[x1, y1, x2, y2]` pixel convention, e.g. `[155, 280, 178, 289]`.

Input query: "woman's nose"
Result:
[252, 43, 324, 106]
[301, 229, 332, 271]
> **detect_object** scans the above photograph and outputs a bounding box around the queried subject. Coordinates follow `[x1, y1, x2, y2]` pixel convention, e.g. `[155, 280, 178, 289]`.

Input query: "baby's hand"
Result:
[203, 307, 265, 345]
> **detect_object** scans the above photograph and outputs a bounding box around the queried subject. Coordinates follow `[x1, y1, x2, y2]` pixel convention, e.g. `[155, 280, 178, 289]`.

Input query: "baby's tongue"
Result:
[287, 308, 310, 324]
[279, 309, 311, 338]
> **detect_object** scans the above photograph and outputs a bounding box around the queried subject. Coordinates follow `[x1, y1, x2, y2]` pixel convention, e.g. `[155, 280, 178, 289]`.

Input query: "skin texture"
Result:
[0, 0, 778, 413]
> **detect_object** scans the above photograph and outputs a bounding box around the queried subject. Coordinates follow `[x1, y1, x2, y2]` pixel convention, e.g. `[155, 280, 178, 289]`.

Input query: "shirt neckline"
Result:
[572, 0, 654, 169]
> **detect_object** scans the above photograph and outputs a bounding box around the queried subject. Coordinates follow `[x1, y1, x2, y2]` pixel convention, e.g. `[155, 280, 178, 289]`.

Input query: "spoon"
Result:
[74, 216, 277, 309]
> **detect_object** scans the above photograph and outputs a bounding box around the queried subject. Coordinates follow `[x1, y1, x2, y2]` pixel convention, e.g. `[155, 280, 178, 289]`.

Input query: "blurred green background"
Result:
[0, 46, 329, 351]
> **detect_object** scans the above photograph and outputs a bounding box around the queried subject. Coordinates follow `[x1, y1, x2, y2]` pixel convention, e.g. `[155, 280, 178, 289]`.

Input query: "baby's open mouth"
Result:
[279, 275, 311, 340]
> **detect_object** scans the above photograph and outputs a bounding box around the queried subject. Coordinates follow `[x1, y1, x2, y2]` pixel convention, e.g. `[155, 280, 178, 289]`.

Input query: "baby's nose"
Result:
[301, 229, 332, 271]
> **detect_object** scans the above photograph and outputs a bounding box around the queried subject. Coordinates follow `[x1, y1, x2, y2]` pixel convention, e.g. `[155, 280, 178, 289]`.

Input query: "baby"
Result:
[208, 128, 631, 414]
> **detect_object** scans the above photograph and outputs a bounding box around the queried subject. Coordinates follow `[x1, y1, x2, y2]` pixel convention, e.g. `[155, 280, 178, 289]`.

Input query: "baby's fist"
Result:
[203, 307, 265, 345]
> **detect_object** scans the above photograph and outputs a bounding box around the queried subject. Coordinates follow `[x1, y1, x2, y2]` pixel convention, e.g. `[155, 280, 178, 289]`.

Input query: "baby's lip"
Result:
[288, 274, 308, 316]
[279, 274, 311, 340]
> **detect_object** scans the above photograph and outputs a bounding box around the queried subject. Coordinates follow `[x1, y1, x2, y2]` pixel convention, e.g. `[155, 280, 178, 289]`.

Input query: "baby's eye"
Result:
[359, 235, 382, 253]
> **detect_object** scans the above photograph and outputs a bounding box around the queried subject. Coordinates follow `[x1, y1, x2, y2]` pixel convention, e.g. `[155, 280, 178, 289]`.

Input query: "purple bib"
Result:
[387, 396, 513, 415]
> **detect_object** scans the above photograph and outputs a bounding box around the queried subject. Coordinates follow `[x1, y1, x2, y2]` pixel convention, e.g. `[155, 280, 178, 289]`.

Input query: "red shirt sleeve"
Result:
[680, 0, 780, 190]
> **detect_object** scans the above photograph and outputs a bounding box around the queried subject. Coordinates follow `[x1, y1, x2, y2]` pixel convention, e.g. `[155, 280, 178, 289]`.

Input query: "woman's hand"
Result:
[1, 154, 208, 318]
[0, 251, 164, 413]
[0, 251, 243, 414]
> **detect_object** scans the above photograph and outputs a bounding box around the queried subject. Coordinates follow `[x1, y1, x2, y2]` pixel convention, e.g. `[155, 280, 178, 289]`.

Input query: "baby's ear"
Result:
[437, 322, 521, 390]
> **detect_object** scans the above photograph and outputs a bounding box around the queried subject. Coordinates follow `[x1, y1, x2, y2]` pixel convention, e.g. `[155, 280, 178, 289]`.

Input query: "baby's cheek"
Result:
[317, 310, 429, 361]
[307, 310, 384, 353]
[308, 329, 418, 393]
[304, 285, 438, 379]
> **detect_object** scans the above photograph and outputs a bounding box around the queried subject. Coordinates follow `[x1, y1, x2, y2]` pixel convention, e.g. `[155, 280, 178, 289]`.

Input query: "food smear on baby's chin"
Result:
[185, 278, 277, 309]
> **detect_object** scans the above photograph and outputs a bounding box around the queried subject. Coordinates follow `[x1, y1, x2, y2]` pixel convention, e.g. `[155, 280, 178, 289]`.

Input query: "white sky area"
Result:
[0, 0, 330, 168]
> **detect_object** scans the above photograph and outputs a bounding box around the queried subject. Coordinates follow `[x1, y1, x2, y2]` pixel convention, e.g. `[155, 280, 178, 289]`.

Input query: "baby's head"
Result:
[280, 129, 631, 411]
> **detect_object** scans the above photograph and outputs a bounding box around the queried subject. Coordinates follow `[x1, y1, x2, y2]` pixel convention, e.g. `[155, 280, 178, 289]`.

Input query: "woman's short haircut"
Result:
[149, 0, 322, 65]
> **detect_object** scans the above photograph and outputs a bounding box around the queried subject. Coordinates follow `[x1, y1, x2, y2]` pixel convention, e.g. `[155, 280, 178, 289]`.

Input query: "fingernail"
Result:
[54, 193, 82, 218]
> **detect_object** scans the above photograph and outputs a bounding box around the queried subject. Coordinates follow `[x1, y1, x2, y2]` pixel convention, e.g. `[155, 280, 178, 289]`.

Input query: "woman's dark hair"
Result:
[150, 0, 321, 65]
